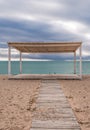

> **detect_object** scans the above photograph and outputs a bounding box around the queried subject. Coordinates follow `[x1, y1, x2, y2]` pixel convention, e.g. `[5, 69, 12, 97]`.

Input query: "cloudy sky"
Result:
[0, 0, 90, 60]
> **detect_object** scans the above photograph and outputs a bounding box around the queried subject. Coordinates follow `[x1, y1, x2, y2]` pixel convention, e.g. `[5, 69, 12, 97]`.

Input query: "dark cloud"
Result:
[0, 18, 53, 42]
[0, 18, 80, 43]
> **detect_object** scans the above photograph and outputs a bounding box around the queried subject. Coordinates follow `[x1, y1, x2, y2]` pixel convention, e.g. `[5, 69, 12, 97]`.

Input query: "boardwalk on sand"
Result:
[30, 80, 81, 130]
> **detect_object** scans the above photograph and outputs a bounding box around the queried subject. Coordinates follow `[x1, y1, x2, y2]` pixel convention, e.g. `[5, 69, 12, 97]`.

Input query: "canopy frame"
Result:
[8, 42, 82, 79]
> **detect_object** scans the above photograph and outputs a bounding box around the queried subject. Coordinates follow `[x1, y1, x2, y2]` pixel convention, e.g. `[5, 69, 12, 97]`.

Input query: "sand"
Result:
[0, 75, 40, 130]
[0, 75, 90, 130]
[60, 75, 90, 130]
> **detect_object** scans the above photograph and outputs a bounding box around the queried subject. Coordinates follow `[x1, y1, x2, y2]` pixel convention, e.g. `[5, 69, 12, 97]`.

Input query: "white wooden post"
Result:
[20, 51, 22, 74]
[74, 51, 76, 74]
[80, 45, 82, 79]
[8, 45, 11, 75]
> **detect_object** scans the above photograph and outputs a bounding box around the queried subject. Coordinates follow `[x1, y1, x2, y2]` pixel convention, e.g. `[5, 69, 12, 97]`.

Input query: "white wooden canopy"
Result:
[8, 42, 81, 53]
[8, 41, 82, 79]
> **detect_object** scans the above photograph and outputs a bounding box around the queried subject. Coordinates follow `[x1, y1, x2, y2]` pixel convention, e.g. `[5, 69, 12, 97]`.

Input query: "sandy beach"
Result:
[0, 75, 40, 130]
[0, 75, 90, 130]
[60, 75, 90, 130]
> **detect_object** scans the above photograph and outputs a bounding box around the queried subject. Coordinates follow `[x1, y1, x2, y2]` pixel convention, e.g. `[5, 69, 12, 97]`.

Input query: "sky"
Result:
[0, 0, 90, 60]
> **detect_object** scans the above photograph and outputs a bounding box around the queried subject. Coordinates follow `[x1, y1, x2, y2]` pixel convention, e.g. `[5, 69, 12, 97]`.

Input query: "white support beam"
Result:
[20, 52, 22, 74]
[74, 51, 76, 74]
[8, 45, 11, 75]
[79, 45, 82, 79]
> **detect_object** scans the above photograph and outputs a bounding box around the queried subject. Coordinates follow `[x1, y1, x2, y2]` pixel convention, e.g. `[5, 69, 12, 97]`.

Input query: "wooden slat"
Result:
[31, 127, 80, 129]
[31, 120, 79, 127]
[36, 103, 70, 107]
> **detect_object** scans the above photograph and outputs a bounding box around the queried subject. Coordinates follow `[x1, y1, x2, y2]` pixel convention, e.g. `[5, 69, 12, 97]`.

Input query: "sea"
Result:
[0, 60, 90, 75]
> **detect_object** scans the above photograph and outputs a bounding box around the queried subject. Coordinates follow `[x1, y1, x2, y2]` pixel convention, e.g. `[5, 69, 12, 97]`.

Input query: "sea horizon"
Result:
[0, 60, 90, 75]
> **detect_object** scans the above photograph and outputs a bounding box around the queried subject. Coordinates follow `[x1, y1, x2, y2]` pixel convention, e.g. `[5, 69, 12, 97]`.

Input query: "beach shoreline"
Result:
[0, 75, 90, 130]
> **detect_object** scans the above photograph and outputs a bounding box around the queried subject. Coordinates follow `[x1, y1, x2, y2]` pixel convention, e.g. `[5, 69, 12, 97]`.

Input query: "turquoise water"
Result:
[0, 61, 90, 74]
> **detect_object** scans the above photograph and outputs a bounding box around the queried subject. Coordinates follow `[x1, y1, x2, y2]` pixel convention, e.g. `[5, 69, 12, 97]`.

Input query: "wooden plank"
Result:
[37, 100, 68, 103]
[39, 88, 62, 91]
[37, 97, 67, 100]
[39, 90, 63, 92]
[36, 103, 70, 108]
[38, 95, 65, 98]
[38, 94, 66, 97]
[39, 87, 61, 90]
[39, 90, 64, 94]
[33, 114, 75, 119]
[34, 109, 75, 114]
[31, 128, 80, 130]
[31, 120, 80, 129]
[38, 94, 64, 96]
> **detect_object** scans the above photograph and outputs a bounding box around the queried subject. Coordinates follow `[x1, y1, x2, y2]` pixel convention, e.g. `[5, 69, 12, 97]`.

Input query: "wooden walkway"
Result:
[30, 80, 81, 130]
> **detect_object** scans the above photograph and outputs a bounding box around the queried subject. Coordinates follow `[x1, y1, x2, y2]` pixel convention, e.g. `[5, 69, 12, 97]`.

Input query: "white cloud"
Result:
[51, 20, 84, 35]
[0, 0, 63, 22]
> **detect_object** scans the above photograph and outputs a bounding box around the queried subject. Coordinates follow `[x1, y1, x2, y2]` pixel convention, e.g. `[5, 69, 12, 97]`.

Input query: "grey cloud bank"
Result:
[0, 0, 90, 60]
